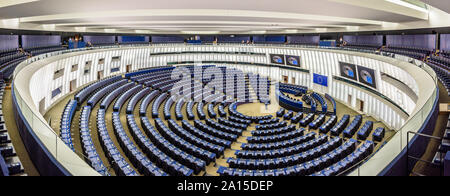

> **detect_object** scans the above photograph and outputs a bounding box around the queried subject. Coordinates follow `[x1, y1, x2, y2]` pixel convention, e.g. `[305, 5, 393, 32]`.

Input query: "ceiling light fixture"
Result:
[385, 0, 429, 13]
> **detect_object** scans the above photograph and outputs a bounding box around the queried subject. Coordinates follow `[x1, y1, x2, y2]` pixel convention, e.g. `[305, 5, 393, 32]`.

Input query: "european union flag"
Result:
[313, 73, 328, 87]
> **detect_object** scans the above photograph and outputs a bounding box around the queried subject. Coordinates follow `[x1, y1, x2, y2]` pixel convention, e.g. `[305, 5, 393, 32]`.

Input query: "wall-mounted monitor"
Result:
[357, 66, 377, 89]
[270, 54, 285, 65]
[339, 62, 357, 81]
[286, 55, 300, 67]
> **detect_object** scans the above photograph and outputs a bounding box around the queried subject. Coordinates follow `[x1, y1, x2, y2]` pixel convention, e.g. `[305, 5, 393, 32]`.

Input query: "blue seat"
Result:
[372, 127, 385, 142]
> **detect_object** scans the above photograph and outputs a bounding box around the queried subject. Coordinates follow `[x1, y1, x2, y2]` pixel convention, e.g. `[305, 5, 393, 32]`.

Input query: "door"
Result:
[70, 79, 77, 92]
[283, 76, 288, 83]
[126, 64, 132, 73]
[348, 94, 352, 106]
[359, 99, 365, 112]
[291, 77, 296, 84]
[97, 71, 103, 80]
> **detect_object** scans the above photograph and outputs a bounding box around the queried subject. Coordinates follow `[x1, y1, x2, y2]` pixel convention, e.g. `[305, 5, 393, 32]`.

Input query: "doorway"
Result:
[291, 77, 296, 84]
[70, 79, 77, 92]
[282, 76, 288, 83]
[347, 94, 352, 106]
[97, 71, 104, 80]
[126, 64, 132, 73]
[357, 99, 365, 112]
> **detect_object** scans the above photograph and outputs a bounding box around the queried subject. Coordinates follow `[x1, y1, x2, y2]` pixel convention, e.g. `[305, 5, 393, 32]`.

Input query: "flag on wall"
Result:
[313, 73, 328, 87]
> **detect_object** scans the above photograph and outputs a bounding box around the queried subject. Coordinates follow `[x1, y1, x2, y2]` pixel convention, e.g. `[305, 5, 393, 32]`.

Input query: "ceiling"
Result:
[0, 0, 448, 34]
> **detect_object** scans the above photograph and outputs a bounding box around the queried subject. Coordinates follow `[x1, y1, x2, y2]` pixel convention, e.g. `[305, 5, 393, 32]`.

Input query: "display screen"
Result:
[357, 65, 377, 89]
[339, 62, 357, 81]
[286, 55, 300, 67]
[270, 54, 285, 65]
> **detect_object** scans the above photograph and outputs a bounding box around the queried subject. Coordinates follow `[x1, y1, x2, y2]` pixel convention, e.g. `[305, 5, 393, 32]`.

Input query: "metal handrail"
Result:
[406, 131, 444, 176]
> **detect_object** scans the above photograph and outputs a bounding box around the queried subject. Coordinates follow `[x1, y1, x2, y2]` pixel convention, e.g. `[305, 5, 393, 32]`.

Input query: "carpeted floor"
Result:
[3, 87, 39, 176]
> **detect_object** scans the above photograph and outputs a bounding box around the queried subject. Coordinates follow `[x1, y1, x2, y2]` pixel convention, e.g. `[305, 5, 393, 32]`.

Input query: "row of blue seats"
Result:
[196, 102, 206, 120]
[205, 118, 243, 136]
[124, 115, 169, 176]
[311, 92, 328, 113]
[127, 87, 151, 114]
[228, 115, 252, 125]
[87, 79, 127, 107]
[131, 69, 171, 83]
[142, 117, 201, 174]
[356, 121, 374, 140]
[0, 48, 19, 58]
[386, 45, 433, 54]
[276, 89, 304, 111]
[283, 111, 294, 120]
[218, 139, 361, 176]
[299, 113, 315, 127]
[207, 103, 217, 119]
[100, 83, 135, 109]
[0, 81, 24, 176]
[193, 120, 238, 141]
[186, 101, 195, 120]
[218, 104, 227, 117]
[251, 124, 296, 137]
[152, 93, 168, 118]
[308, 114, 325, 129]
[302, 94, 317, 113]
[96, 109, 138, 176]
[382, 48, 426, 60]
[0, 55, 27, 79]
[247, 128, 305, 144]
[79, 106, 109, 176]
[218, 117, 248, 130]
[236, 135, 335, 159]
[163, 96, 175, 120]
[140, 74, 171, 86]
[255, 119, 288, 130]
[242, 132, 317, 151]
[60, 100, 77, 151]
[279, 83, 308, 95]
[227, 136, 341, 171]
[228, 102, 272, 123]
[428, 59, 450, 95]
[259, 118, 280, 125]
[313, 141, 374, 176]
[0, 52, 25, 66]
[430, 55, 450, 69]
[343, 115, 363, 138]
[75, 76, 122, 105]
[175, 99, 185, 120]
[114, 85, 142, 112]
[319, 115, 337, 133]
[25, 46, 66, 56]
[325, 94, 337, 114]
[127, 115, 194, 176]
[112, 112, 166, 176]
[167, 119, 224, 157]
[182, 120, 232, 148]
[126, 67, 174, 80]
[330, 115, 350, 135]
[139, 90, 159, 116]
